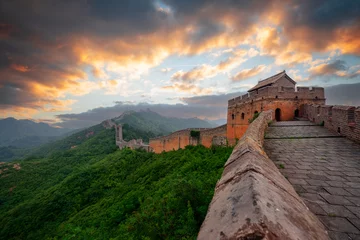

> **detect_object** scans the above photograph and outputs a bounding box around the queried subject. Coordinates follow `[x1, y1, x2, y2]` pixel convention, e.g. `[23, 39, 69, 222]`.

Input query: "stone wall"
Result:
[228, 86, 325, 107]
[198, 110, 329, 240]
[304, 104, 360, 143]
[149, 125, 227, 153]
[227, 97, 325, 145]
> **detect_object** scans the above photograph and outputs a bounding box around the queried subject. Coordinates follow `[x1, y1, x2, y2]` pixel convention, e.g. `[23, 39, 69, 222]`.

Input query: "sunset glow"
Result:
[0, 0, 359, 128]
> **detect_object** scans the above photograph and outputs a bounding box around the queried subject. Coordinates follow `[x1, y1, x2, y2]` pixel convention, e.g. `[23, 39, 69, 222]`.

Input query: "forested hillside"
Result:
[0, 122, 232, 239]
[0, 117, 72, 147]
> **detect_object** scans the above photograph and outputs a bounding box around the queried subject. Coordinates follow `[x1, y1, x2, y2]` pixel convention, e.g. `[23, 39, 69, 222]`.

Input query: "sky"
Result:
[0, 0, 360, 128]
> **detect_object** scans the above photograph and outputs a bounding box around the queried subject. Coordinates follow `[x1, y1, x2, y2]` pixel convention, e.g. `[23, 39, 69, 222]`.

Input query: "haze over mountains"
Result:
[325, 82, 360, 106]
[0, 117, 73, 148]
[0, 110, 216, 161]
[0, 82, 358, 149]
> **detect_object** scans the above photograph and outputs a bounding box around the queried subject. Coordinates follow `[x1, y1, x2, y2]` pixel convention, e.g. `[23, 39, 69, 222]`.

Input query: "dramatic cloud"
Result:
[1, 0, 359, 120]
[231, 65, 266, 81]
[161, 83, 213, 95]
[309, 60, 347, 77]
[171, 49, 248, 82]
[309, 60, 360, 79]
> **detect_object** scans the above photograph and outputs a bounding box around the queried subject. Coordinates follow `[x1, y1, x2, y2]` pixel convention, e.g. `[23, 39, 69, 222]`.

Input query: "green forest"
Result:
[0, 123, 232, 239]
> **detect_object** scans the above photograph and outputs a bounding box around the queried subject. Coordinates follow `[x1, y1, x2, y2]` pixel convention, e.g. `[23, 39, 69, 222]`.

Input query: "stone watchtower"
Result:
[115, 124, 123, 144]
[227, 70, 326, 145]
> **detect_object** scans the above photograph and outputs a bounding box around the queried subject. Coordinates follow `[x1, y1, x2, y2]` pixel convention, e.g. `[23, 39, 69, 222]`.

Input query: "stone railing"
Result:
[304, 104, 360, 144]
[198, 110, 329, 240]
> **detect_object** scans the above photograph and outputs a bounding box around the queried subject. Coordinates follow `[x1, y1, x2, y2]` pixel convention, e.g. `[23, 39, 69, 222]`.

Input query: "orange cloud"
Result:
[161, 83, 213, 95]
[0, 23, 13, 39]
[231, 65, 266, 81]
[10, 64, 30, 72]
[171, 50, 248, 82]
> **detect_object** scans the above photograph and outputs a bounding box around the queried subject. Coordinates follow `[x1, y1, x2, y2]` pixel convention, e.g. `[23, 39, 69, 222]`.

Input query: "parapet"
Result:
[149, 128, 210, 141]
[228, 86, 325, 107]
[198, 111, 329, 239]
[304, 103, 360, 143]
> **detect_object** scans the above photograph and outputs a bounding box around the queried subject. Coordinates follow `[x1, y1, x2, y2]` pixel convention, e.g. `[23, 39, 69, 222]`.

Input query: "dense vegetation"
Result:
[0, 121, 232, 239]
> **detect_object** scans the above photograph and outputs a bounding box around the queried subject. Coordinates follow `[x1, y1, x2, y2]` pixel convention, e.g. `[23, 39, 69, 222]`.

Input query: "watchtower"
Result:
[227, 70, 325, 145]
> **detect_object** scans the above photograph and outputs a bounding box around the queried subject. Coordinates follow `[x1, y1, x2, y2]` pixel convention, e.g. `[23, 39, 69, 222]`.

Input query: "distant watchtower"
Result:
[115, 124, 123, 144]
[227, 70, 325, 145]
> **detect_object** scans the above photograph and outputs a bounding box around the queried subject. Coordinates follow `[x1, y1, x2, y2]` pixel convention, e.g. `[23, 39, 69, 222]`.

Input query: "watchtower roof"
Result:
[248, 70, 296, 92]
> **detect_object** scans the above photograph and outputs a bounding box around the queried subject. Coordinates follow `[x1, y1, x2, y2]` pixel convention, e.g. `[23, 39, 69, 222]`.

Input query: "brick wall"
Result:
[227, 98, 325, 145]
[198, 110, 329, 239]
[304, 104, 360, 143]
[149, 125, 227, 153]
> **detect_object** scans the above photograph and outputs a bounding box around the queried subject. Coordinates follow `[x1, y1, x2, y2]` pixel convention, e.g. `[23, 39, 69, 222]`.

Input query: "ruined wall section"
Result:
[199, 124, 227, 148]
[304, 104, 360, 143]
[149, 125, 227, 153]
[198, 110, 329, 240]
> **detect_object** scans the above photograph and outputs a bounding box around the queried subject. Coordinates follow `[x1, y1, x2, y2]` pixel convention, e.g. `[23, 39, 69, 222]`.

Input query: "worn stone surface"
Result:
[198, 113, 329, 240]
[265, 121, 360, 239]
[265, 125, 340, 139]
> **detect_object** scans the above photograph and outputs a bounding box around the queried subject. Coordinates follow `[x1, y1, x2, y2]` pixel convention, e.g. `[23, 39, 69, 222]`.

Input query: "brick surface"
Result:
[264, 121, 360, 236]
[318, 216, 360, 234]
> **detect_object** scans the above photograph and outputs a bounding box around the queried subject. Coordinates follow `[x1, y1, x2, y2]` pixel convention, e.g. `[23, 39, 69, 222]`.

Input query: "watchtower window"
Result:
[348, 108, 355, 123]
[317, 107, 320, 114]
[241, 113, 245, 119]
[315, 96, 318, 99]
[295, 96, 298, 99]
[232, 114, 235, 120]
[275, 95, 278, 99]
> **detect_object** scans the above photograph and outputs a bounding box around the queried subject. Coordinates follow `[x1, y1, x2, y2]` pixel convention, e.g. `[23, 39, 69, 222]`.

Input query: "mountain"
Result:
[0, 117, 72, 148]
[114, 110, 215, 135]
[0, 111, 233, 239]
[205, 118, 227, 126]
[325, 82, 360, 106]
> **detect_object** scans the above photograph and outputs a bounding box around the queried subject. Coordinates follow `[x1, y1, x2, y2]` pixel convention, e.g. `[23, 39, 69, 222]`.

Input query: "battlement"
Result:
[304, 104, 360, 143]
[149, 128, 211, 141]
[228, 86, 325, 107]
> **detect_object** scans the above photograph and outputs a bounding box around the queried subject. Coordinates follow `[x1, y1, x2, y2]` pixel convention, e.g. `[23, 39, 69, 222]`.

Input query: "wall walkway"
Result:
[265, 121, 360, 239]
[198, 111, 329, 239]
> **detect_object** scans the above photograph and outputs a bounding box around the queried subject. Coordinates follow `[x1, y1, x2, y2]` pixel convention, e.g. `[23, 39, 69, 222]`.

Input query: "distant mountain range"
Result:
[0, 117, 73, 148]
[113, 110, 216, 135]
[325, 82, 360, 106]
[0, 110, 216, 161]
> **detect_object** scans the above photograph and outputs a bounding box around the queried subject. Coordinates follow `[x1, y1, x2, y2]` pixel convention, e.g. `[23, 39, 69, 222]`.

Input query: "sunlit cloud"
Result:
[231, 65, 267, 81]
[161, 83, 214, 95]
[309, 60, 360, 79]
[0, 0, 359, 121]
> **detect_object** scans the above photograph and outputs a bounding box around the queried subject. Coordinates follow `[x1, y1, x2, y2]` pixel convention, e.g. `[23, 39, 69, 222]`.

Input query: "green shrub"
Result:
[248, 112, 261, 123]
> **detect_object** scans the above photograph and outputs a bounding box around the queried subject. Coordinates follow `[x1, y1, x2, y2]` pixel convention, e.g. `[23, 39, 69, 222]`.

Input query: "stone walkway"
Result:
[264, 121, 360, 240]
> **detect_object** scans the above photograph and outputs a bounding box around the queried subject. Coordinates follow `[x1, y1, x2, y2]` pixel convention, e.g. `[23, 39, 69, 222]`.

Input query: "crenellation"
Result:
[305, 104, 360, 143]
[228, 85, 325, 107]
[149, 70, 358, 153]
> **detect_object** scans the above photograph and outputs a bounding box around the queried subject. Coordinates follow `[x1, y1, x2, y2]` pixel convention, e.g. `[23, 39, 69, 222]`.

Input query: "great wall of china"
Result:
[148, 70, 327, 152]
[111, 70, 360, 238]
